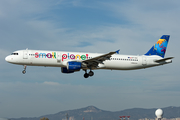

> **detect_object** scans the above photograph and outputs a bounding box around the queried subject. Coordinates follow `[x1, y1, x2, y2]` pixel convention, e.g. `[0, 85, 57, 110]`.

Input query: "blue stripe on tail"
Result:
[145, 35, 170, 58]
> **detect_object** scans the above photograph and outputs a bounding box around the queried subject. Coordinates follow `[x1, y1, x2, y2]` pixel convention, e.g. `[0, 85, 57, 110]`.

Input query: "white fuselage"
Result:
[5, 49, 172, 70]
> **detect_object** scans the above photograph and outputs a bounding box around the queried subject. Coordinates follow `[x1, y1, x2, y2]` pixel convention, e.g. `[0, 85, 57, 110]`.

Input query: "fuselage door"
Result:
[23, 50, 28, 59]
[57, 52, 61, 63]
[142, 56, 147, 65]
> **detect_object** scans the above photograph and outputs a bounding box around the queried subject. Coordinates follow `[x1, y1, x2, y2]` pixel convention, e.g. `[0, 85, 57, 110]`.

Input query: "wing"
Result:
[82, 50, 120, 69]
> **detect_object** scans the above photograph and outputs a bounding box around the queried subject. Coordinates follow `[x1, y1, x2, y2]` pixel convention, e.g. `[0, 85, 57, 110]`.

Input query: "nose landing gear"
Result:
[22, 65, 27, 74]
[83, 70, 94, 78]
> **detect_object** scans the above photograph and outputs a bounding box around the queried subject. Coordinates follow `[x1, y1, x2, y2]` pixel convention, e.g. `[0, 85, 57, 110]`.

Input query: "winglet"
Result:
[116, 49, 120, 54]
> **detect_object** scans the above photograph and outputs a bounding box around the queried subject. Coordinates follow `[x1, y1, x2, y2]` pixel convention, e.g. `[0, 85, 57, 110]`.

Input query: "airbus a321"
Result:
[5, 35, 173, 78]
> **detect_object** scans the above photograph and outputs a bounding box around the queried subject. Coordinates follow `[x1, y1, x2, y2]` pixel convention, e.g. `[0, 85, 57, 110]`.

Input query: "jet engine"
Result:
[67, 61, 82, 71]
[61, 61, 82, 73]
[61, 67, 74, 73]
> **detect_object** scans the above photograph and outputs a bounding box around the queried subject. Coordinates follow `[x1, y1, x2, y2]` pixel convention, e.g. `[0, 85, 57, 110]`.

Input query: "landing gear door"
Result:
[57, 52, 61, 63]
[142, 56, 147, 65]
[23, 50, 28, 59]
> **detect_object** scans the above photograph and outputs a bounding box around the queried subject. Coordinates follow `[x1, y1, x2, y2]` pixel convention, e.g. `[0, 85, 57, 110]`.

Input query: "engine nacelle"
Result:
[61, 67, 74, 74]
[67, 61, 82, 71]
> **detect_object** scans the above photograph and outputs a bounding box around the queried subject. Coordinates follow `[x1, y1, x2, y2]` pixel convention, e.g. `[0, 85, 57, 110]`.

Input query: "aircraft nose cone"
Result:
[5, 56, 10, 62]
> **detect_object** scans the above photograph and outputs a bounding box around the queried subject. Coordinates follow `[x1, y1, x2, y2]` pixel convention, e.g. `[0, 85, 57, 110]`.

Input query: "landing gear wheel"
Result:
[22, 70, 26, 74]
[22, 65, 27, 74]
[84, 73, 89, 78]
[89, 71, 94, 77]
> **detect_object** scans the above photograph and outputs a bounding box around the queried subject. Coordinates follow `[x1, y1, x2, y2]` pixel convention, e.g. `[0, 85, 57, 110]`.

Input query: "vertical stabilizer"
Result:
[145, 35, 170, 58]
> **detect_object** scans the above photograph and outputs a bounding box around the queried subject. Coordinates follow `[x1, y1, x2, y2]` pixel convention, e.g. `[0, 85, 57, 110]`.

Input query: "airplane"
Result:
[5, 35, 173, 78]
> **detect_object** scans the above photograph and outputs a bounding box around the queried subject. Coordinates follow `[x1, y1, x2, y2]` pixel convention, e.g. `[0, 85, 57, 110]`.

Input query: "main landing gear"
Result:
[84, 70, 94, 78]
[22, 65, 26, 74]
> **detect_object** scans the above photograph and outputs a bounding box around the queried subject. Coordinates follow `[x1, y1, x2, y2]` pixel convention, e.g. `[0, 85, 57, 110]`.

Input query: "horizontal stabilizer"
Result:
[154, 57, 174, 62]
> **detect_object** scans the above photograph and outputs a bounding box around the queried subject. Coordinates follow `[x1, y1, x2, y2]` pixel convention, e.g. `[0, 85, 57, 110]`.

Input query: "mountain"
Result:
[10, 106, 180, 120]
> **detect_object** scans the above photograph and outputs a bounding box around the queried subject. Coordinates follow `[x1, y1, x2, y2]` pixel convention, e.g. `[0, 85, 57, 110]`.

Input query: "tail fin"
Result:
[145, 35, 170, 58]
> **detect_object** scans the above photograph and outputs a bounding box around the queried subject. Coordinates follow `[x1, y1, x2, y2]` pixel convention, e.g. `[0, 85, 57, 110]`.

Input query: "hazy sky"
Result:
[0, 0, 179, 118]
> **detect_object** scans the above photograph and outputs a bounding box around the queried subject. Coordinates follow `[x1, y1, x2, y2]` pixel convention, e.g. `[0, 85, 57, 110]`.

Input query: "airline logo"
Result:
[62, 53, 88, 61]
[35, 52, 89, 61]
[128, 57, 137, 59]
[35, 52, 56, 58]
[152, 38, 168, 57]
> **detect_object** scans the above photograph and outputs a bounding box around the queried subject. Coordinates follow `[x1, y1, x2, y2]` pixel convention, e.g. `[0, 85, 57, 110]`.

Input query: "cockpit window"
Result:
[11, 53, 18, 55]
